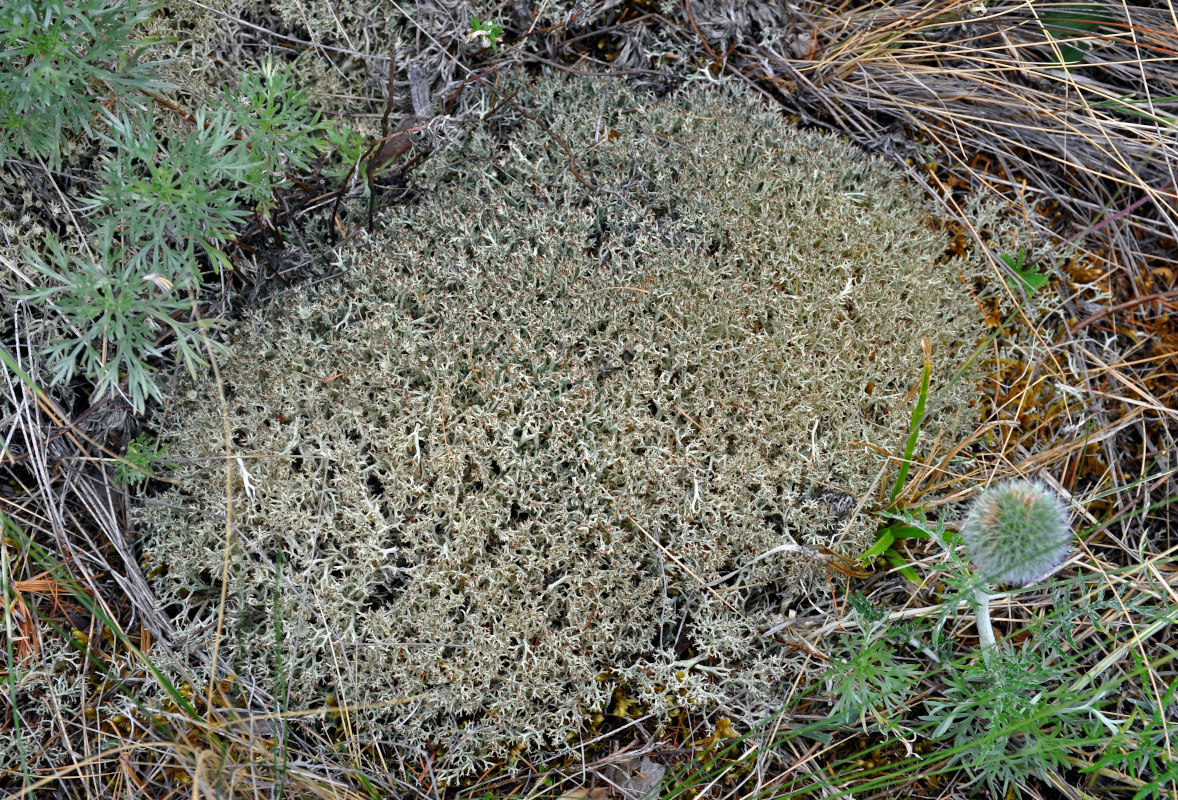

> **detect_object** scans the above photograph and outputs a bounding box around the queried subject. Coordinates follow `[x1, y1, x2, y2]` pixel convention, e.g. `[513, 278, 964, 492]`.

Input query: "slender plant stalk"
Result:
[974, 585, 997, 664]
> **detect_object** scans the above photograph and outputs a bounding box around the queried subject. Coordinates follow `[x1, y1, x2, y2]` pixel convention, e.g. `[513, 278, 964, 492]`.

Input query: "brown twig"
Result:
[1066, 288, 1178, 337]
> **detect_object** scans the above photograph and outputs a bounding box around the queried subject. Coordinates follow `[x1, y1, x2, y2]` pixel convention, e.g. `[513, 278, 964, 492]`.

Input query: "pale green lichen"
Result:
[137, 75, 987, 775]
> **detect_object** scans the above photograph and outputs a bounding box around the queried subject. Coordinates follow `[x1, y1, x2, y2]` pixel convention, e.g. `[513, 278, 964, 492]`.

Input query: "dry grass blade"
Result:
[757, 2, 1176, 264]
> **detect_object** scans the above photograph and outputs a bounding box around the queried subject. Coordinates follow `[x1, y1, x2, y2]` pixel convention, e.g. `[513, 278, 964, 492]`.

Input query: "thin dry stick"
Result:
[1066, 288, 1178, 336]
[195, 301, 236, 720]
[626, 518, 744, 616]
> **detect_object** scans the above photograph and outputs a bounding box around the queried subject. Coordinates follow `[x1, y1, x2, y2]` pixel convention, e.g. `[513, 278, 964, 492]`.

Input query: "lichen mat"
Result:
[137, 75, 989, 776]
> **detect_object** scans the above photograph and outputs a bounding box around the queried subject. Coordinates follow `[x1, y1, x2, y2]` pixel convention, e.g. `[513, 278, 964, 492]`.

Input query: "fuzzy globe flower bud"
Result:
[961, 480, 1072, 587]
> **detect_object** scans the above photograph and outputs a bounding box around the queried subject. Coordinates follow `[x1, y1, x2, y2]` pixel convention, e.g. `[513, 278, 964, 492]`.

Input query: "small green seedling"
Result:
[825, 594, 922, 734]
[114, 432, 173, 486]
[467, 16, 504, 52]
[1040, 4, 1115, 66]
[862, 517, 930, 584]
[1001, 248, 1049, 295]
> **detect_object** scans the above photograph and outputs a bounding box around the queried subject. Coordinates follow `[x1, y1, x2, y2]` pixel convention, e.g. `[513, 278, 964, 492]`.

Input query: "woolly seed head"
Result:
[961, 480, 1071, 586]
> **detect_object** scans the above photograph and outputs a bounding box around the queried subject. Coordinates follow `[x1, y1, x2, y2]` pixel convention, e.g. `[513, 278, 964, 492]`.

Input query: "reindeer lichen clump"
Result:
[138, 76, 987, 774]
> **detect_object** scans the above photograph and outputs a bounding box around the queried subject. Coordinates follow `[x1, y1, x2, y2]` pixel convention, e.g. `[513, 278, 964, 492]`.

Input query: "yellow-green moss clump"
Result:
[137, 76, 984, 775]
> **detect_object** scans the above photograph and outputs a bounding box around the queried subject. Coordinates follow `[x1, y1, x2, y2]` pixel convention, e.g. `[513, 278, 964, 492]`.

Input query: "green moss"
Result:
[137, 76, 986, 776]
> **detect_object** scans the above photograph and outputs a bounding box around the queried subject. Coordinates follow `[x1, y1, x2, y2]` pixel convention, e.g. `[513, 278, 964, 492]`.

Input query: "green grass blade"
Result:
[888, 343, 931, 505]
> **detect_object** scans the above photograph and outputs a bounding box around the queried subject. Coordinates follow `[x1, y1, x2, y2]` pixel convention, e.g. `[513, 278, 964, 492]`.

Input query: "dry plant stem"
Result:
[194, 299, 234, 719]
[180, 0, 391, 61]
[1066, 287, 1178, 337]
